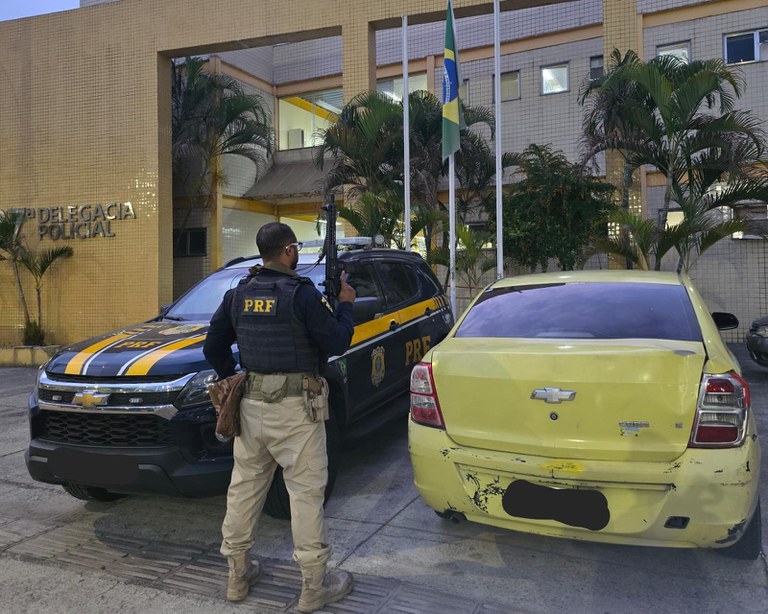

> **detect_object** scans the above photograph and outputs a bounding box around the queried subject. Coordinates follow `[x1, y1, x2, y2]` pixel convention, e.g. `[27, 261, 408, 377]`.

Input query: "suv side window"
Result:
[378, 261, 419, 308]
[346, 263, 382, 298]
[415, 264, 441, 299]
[346, 262, 385, 324]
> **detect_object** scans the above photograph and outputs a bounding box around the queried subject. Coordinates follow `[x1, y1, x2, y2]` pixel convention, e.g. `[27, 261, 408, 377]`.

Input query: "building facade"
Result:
[0, 0, 766, 346]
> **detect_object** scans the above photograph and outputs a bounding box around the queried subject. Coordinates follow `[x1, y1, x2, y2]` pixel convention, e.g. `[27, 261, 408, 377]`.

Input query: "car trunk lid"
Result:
[431, 337, 706, 462]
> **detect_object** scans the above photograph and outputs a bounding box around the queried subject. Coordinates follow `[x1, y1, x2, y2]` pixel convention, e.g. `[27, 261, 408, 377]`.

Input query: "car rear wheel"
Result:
[62, 482, 125, 502]
[717, 500, 762, 560]
[263, 413, 341, 520]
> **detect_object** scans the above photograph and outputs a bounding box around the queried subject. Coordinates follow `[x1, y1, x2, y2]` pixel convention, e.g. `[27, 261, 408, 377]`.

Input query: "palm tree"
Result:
[314, 90, 403, 198]
[316, 90, 495, 253]
[581, 51, 768, 270]
[20, 246, 74, 335]
[172, 56, 273, 247]
[338, 189, 405, 248]
[596, 55, 764, 224]
[0, 210, 31, 329]
[454, 225, 496, 296]
[338, 187, 448, 250]
[580, 50, 647, 213]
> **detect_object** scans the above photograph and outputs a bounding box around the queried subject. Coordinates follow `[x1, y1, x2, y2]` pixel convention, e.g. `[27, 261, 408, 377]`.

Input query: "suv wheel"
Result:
[62, 482, 125, 502]
[263, 414, 341, 520]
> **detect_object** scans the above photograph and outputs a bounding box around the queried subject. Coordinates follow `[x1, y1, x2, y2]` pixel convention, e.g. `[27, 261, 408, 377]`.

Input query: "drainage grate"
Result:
[5, 524, 512, 613]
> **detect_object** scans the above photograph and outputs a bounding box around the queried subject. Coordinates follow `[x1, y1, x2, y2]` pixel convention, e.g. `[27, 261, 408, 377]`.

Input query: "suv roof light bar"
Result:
[302, 237, 372, 249]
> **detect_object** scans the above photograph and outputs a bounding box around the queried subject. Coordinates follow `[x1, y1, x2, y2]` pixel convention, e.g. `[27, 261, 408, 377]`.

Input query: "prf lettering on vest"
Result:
[405, 336, 431, 366]
[242, 297, 278, 315]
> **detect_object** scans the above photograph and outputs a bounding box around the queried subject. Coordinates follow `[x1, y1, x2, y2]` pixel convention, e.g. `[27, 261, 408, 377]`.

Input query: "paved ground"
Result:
[1, 344, 767, 613]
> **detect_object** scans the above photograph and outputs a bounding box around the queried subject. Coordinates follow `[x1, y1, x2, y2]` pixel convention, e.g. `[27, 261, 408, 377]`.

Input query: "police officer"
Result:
[203, 222, 356, 613]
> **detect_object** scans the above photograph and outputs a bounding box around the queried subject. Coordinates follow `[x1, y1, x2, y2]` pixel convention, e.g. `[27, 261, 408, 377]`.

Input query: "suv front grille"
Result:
[38, 389, 178, 407]
[38, 410, 174, 447]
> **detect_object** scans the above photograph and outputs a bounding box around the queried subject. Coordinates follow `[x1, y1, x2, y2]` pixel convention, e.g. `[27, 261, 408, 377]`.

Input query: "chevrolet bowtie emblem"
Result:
[73, 390, 110, 408]
[531, 387, 576, 404]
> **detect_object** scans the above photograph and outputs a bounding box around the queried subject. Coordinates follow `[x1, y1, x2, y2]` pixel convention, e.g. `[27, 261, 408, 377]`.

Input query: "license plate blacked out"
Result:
[502, 479, 610, 531]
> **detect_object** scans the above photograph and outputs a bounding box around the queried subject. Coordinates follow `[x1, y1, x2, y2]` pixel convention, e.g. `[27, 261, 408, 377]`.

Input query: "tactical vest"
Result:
[231, 273, 320, 374]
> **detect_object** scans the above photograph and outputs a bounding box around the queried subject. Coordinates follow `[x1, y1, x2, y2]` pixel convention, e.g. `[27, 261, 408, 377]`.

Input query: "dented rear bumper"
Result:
[409, 416, 761, 549]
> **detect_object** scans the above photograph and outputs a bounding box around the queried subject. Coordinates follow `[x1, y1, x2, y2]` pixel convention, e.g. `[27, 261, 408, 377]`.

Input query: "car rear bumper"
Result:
[409, 416, 761, 549]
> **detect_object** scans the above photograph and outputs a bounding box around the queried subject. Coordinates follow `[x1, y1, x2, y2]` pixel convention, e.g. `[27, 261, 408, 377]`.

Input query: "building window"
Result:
[730, 202, 768, 239]
[377, 73, 428, 101]
[657, 41, 690, 63]
[278, 88, 342, 150]
[589, 55, 604, 81]
[173, 228, 207, 257]
[724, 29, 768, 64]
[494, 71, 520, 101]
[541, 64, 569, 94]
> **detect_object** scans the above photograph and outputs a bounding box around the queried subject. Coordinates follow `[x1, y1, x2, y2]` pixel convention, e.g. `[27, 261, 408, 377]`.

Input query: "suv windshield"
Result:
[166, 263, 326, 321]
[456, 282, 702, 342]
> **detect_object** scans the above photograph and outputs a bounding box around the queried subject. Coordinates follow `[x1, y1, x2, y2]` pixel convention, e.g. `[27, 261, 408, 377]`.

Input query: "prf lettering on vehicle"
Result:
[242, 297, 277, 315]
[405, 336, 431, 366]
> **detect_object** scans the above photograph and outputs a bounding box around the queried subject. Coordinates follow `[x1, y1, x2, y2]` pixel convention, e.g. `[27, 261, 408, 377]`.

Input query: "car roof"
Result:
[224, 248, 425, 270]
[490, 269, 686, 289]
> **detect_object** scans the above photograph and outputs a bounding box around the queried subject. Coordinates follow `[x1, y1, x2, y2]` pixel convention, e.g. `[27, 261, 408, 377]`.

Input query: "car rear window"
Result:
[455, 282, 702, 341]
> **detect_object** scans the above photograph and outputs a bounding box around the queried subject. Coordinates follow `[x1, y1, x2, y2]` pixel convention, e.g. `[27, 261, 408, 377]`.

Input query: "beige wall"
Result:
[0, 0, 572, 346]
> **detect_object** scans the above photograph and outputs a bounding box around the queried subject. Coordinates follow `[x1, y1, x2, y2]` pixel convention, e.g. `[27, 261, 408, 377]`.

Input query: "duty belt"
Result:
[246, 371, 320, 397]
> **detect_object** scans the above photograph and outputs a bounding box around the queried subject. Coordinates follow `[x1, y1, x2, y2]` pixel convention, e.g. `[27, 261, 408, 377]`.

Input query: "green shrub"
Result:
[23, 321, 45, 346]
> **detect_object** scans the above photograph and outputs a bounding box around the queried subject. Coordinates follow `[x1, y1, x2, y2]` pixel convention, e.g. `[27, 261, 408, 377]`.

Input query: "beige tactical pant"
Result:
[220, 393, 331, 569]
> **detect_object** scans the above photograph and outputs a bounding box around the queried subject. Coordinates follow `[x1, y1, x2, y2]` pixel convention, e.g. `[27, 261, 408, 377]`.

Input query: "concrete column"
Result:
[342, 20, 376, 103]
[602, 0, 646, 268]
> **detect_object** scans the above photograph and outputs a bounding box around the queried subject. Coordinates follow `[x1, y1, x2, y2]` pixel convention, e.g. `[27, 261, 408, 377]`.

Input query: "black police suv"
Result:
[26, 248, 454, 518]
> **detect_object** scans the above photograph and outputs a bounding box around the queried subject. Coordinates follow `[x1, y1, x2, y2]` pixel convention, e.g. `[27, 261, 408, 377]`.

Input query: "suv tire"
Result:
[263, 414, 341, 520]
[62, 482, 125, 502]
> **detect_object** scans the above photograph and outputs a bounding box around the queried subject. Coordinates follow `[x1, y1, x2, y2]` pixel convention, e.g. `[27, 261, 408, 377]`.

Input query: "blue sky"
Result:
[0, 1, 80, 22]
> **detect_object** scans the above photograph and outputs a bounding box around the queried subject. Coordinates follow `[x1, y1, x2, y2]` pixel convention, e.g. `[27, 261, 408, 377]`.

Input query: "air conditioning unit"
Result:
[287, 128, 304, 149]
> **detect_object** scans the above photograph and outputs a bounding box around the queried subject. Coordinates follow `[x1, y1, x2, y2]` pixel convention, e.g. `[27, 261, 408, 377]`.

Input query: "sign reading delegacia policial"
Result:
[10, 203, 137, 240]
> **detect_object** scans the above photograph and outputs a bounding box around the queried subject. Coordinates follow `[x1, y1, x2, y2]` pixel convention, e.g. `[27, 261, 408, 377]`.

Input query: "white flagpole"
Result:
[494, 0, 503, 279]
[402, 15, 411, 251]
[449, 154, 457, 316]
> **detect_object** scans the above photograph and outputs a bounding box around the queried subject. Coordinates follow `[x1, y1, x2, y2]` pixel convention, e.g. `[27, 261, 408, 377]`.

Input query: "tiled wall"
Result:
[6, 0, 536, 345]
[2, 0, 766, 347]
[454, 37, 603, 162]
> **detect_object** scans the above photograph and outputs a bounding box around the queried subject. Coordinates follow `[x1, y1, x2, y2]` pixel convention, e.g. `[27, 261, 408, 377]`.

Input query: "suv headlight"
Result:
[175, 369, 217, 409]
[31, 365, 45, 405]
[756, 325, 768, 336]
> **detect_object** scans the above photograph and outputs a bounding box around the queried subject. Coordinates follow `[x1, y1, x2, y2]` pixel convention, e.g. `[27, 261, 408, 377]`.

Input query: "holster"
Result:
[208, 371, 247, 438]
[302, 376, 329, 423]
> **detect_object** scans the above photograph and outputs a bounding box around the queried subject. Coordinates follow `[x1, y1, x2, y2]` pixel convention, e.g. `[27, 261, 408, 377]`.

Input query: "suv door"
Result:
[374, 258, 426, 393]
[342, 260, 397, 422]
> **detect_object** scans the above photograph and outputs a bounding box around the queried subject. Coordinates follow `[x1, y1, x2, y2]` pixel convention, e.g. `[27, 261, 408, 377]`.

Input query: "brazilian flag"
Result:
[442, 0, 463, 160]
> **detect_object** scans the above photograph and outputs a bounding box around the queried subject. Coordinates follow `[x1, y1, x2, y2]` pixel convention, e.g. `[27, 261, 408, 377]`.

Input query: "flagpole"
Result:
[449, 154, 457, 316]
[494, 0, 503, 279]
[402, 15, 411, 251]
[442, 0, 460, 317]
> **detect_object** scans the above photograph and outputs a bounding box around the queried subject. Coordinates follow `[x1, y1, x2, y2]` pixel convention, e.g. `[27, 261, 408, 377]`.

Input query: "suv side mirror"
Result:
[352, 296, 382, 324]
[159, 303, 172, 317]
[712, 312, 739, 331]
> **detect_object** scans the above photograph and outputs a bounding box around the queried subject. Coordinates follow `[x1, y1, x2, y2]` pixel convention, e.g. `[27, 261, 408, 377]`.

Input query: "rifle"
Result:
[321, 194, 340, 309]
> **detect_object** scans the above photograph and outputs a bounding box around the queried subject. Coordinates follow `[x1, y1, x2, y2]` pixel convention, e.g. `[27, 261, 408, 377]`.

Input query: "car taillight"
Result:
[689, 372, 749, 448]
[410, 362, 445, 429]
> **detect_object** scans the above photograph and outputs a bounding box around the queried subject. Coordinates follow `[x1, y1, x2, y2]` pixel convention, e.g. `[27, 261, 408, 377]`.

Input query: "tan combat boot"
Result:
[226, 552, 262, 602]
[297, 565, 353, 613]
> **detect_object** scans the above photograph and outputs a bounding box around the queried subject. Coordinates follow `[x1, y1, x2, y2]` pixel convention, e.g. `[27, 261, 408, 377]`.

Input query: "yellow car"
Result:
[409, 271, 761, 558]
